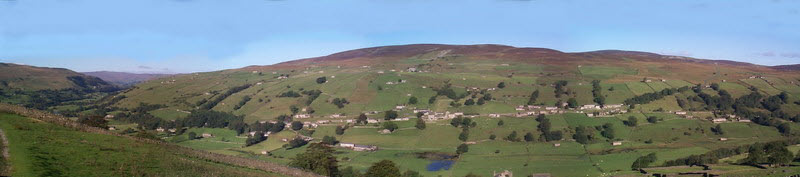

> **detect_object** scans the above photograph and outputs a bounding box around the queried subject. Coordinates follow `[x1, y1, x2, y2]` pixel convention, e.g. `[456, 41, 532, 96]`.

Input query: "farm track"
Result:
[0, 103, 324, 177]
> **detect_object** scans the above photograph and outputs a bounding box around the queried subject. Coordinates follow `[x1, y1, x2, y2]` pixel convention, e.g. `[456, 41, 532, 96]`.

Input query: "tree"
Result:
[384, 110, 399, 120]
[456, 144, 469, 154]
[624, 116, 638, 127]
[316, 76, 327, 84]
[246, 132, 267, 146]
[768, 148, 794, 166]
[291, 121, 304, 131]
[631, 153, 657, 169]
[647, 116, 658, 123]
[489, 134, 497, 140]
[778, 123, 792, 135]
[428, 96, 437, 104]
[482, 93, 493, 101]
[506, 131, 520, 142]
[336, 125, 346, 135]
[382, 122, 399, 132]
[497, 82, 506, 88]
[290, 143, 340, 176]
[415, 118, 426, 130]
[408, 96, 418, 104]
[476, 98, 486, 105]
[527, 90, 540, 105]
[464, 99, 475, 106]
[601, 123, 615, 139]
[567, 98, 578, 108]
[711, 124, 725, 135]
[573, 126, 593, 144]
[357, 114, 368, 125]
[450, 117, 463, 127]
[332, 98, 349, 108]
[322, 136, 338, 145]
[290, 105, 300, 114]
[287, 137, 309, 149]
[497, 120, 504, 126]
[188, 132, 197, 140]
[365, 160, 401, 177]
[524, 132, 535, 142]
[77, 115, 108, 129]
[459, 128, 469, 141]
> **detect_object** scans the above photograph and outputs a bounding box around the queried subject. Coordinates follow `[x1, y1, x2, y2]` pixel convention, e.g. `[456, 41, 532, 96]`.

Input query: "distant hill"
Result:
[82, 71, 171, 86]
[771, 64, 800, 71]
[0, 63, 115, 91]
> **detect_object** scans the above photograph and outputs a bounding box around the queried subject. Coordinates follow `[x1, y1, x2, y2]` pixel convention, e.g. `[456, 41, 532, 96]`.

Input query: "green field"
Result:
[0, 113, 280, 177]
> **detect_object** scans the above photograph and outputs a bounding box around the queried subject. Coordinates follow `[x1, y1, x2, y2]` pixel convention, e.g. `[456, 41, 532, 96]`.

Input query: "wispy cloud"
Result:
[781, 53, 800, 58]
[757, 51, 776, 57]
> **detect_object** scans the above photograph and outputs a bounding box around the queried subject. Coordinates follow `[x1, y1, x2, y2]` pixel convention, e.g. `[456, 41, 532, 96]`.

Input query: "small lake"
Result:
[426, 160, 455, 171]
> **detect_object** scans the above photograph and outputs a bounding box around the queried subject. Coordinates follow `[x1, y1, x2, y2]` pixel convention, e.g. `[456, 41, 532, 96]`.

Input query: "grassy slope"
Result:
[0, 113, 282, 177]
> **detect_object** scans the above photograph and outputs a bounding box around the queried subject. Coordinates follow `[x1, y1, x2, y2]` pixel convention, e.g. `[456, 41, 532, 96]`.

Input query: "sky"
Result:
[1, 0, 799, 73]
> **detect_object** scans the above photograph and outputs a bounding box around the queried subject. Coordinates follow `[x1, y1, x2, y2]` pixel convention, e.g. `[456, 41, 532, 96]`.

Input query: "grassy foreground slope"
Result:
[0, 113, 283, 177]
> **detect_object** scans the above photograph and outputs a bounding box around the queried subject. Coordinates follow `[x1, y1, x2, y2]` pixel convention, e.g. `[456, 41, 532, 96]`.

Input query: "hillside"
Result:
[82, 71, 171, 86]
[94, 44, 800, 176]
[772, 64, 800, 71]
[112, 44, 800, 122]
[0, 104, 323, 177]
[0, 63, 115, 91]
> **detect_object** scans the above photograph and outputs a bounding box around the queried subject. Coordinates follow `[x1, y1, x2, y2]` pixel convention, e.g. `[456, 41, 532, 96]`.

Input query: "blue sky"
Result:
[1, 0, 798, 73]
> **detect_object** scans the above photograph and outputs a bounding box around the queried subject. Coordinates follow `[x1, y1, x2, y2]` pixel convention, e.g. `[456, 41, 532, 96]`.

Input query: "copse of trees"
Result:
[77, 115, 108, 129]
[458, 128, 469, 141]
[457, 144, 469, 155]
[663, 139, 800, 167]
[631, 153, 657, 169]
[415, 118, 426, 130]
[233, 95, 251, 110]
[245, 132, 267, 146]
[382, 122, 399, 132]
[624, 116, 638, 127]
[647, 116, 659, 123]
[384, 110, 398, 120]
[527, 90, 540, 105]
[600, 123, 616, 139]
[332, 98, 349, 108]
[535, 114, 562, 141]
[301, 90, 322, 105]
[287, 137, 309, 149]
[554, 80, 569, 98]
[506, 131, 520, 142]
[336, 125, 346, 135]
[623, 87, 683, 105]
[573, 126, 595, 144]
[201, 84, 252, 110]
[450, 117, 473, 128]
[278, 90, 302, 98]
[289, 143, 340, 176]
[591, 80, 606, 105]
[711, 124, 725, 135]
[322, 136, 338, 145]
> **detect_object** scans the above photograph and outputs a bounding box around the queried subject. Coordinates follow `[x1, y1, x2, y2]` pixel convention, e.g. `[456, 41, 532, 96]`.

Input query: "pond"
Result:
[426, 160, 455, 171]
